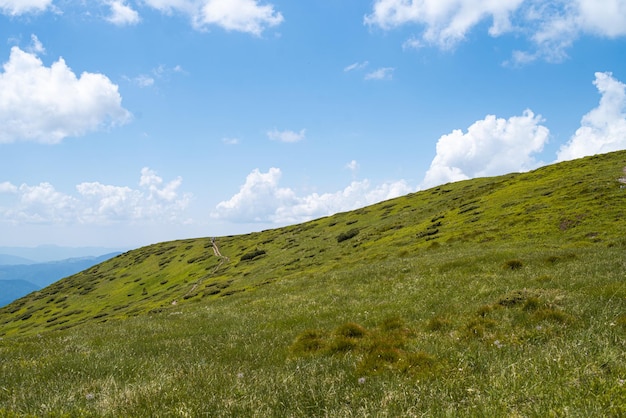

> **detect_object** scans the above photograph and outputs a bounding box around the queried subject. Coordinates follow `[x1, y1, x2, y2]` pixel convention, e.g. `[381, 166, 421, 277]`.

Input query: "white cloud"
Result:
[0, 169, 190, 225]
[422, 110, 549, 188]
[213, 168, 414, 224]
[198, 0, 283, 35]
[132, 74, 155, 87]
[267, 128, 306, 143]
[344, 61, 369, 72]
[577, 0, 626, 37]
[0, 181, 18, 194]
[143, 0, 283, 35]
[557, 72, 626, 161]
[346, 160, 360, 173]
[364, 67, 395, 80]
[107, 0, 141, 25]
[0, 0, 52, 16]
[366, 0, 626, 62]
[213, 168, 296, 222]
[365, 0, 523, 49]
[0, 45, 131, 144]
[28, 34, 46, 54]
[10, 183, 79, 223]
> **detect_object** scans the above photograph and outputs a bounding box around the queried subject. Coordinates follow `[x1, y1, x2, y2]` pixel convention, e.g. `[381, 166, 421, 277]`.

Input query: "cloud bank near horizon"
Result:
[0, 169, 190, 225]
[212, 167, 414, 224]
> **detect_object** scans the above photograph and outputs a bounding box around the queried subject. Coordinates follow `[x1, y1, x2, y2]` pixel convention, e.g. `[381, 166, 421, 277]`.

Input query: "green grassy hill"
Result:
[1, 151, 625, 416]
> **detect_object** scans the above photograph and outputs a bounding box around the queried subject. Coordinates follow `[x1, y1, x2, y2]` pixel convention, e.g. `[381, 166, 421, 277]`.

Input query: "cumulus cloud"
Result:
[107, 0, 141, 25]
[198, 0, 283, 35]
[557, 72, 626, 161]
[213, 168, 414, 224]
[0, 181, 18, 194]
[364, 67, 395, 81]
[143, 0, 283, 35]
[267, 128, 306, 143]
[0, 169, 190, 225]
[0, 45, 131, 144]
[0, 0, 52, 16]
[422, 110, 549, 188]
[365, 0, 523, 48]
[366, 0, 626, 62]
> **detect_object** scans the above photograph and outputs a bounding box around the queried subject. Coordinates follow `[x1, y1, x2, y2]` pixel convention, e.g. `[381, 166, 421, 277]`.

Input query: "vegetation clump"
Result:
[240, 249, 266, 261]
[336, 228, 359, 243]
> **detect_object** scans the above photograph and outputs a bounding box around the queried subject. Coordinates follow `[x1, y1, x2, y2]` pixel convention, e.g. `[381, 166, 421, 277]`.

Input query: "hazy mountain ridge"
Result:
[0, 253, 122, 307]
[0, 245, 127, 263]
[0, 254, 35, 265]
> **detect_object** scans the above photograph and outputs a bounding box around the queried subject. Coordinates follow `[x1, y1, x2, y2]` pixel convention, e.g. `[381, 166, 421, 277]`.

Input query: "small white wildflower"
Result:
[493, 340, 503, 348]
[237, 372, 244, 379]
[358, 377, 366, 384]
[618, 379, 625, 386]
[85, 393, 95, 401]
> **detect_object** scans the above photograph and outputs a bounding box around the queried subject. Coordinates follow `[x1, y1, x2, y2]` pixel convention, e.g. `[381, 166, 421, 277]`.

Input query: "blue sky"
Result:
[1, 0, 625, 249]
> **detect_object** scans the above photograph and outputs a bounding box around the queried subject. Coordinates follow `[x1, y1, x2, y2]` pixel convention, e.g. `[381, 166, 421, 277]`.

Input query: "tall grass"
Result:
[1, 244, 624, 416]
[1, 151, 626, 416]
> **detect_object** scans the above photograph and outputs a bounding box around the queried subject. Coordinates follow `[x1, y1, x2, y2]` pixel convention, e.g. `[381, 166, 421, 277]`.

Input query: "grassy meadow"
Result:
[0, 151, 625, 416]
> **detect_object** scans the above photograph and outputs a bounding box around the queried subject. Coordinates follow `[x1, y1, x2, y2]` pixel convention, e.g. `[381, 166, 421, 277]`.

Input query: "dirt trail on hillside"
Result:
[179, 239, 229, 301]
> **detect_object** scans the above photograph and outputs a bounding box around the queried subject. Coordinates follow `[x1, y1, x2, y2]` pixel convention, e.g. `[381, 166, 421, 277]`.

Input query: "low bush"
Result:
[240, 249, 266, 261]
[336, 228, 359, 243]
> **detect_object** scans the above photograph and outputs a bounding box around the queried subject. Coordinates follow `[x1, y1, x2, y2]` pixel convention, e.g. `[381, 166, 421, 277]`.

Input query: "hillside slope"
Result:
[0, 151, 625, 416]
[2, 152, 625, 338]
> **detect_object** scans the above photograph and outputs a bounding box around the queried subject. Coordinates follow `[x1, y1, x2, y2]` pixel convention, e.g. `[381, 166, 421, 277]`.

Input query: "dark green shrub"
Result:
[337, 228, 359, 243]
[240, 249, 266, 261]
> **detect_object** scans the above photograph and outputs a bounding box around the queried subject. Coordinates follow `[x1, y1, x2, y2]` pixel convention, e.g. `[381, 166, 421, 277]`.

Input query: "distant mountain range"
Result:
[0, 245, 126, 264]
[0, 254, 36, 265]
[0, 252, 122, 307]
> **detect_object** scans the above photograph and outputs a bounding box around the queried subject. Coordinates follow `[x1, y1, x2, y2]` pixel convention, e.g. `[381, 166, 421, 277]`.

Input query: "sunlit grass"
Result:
[1, 151, 626, 416]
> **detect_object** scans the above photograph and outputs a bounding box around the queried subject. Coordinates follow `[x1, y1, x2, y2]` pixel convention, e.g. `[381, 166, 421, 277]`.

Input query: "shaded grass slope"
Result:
[1, 151, 625, 416]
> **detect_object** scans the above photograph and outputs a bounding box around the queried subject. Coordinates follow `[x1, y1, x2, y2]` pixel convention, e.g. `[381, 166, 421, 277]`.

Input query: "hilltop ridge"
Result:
[2, 151, 625, 337]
